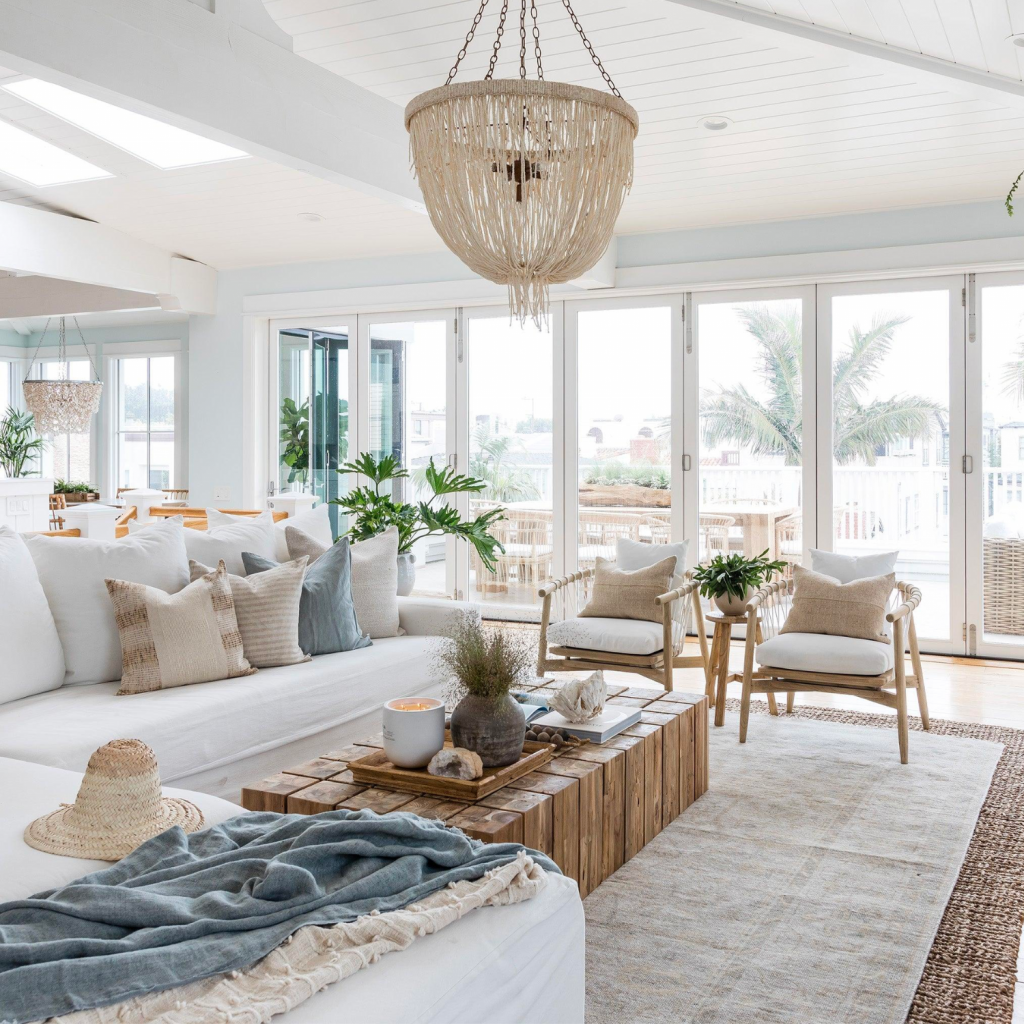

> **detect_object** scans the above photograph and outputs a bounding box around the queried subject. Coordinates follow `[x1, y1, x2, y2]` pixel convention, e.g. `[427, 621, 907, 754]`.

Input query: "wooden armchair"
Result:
[537, 568, 709, 691]
[48, 493, 67, 531]
[738, 578, 929, 763]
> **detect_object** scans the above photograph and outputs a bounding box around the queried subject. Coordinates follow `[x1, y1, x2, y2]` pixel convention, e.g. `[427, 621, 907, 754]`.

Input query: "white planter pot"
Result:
[714, 588, 752, 617]
[397, 552, 416, 596]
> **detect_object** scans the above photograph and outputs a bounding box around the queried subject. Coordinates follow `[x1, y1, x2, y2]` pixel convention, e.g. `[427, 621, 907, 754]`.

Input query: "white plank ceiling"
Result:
[2, 0, 1024, 270]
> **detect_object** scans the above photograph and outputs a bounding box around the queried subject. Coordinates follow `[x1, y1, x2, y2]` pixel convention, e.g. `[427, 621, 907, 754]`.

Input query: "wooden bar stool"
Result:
[705, 609, 779, 727]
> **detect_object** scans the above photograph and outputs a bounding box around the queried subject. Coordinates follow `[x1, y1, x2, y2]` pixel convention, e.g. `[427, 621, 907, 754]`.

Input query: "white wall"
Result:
[186, 198, 1024, 508]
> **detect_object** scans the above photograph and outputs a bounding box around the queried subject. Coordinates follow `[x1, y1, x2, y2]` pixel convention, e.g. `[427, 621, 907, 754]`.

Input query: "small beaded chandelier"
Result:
[405, 0, 639, 325]
[22, 316, 103, 435]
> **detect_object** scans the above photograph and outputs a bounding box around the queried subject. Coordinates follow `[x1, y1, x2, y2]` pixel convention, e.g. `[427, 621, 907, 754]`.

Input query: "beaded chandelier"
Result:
[405, 0, 639, 325]
[23, 316, 103, 435]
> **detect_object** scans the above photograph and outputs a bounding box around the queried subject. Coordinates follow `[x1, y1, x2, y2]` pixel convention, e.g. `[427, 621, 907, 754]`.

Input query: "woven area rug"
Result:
[584, 701, 1019, 1024]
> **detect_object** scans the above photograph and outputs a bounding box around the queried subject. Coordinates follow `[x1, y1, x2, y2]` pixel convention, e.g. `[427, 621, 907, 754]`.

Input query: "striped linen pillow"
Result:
[188, 558, 310, 669]
[106, 563, 256, 696]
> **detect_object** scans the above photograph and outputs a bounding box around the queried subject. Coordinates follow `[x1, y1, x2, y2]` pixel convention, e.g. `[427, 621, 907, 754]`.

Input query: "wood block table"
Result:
[241, 685, 709, 899]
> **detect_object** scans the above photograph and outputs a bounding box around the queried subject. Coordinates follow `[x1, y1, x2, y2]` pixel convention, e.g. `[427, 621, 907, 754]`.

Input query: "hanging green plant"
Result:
[1007, 170, 1024, 216]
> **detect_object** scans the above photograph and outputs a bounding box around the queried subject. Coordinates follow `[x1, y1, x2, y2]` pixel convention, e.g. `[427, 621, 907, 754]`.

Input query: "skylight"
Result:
[0, 116, 111, 186]
[3, 79, 248, 169]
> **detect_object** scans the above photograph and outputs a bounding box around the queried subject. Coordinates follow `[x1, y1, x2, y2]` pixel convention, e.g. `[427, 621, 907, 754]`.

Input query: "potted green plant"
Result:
[692, 549, 788, 616]
[439, 616, 532, 767]
[279, 397, 309, 489]
[0, 407, 45, 478]
[333, 452, 506, 595]
[54, 479, 100, 502]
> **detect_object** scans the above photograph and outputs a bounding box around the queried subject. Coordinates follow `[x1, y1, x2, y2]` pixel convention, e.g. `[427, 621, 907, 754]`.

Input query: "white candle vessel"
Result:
[382, 697, 446, 769]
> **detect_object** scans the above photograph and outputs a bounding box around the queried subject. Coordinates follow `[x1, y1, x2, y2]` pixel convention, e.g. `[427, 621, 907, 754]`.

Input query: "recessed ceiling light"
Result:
[697, 114, 733, 132]
[0, 116, 111, 186]
[1012, 33, 1024, 47]
[3, 79, 248, 169]
[298, 212, 326, 223]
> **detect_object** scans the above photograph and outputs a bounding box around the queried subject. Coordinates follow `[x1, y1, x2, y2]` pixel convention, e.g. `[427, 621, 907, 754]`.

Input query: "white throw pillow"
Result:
[809, 548, 898, 584]
[350, 526, 401, 639]
[131, 513, 278, 576]
[616, 536, 689, 591]
[25, 526, 189, 685]
[0, 527, 66, 702]
[208, 504, 334, 562]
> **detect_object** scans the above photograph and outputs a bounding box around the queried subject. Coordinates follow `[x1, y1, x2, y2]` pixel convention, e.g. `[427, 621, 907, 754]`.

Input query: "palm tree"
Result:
[700, 306, 945, 466]
[469, 423, 540, 502]
[1000, 337, 1024, 405]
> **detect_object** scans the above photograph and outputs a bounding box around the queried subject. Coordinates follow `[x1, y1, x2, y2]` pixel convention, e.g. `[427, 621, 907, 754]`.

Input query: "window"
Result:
[0, 360, 10, 410]
[1019, 436, 1024, 460]
[114, 355, 176, 490]
[37, 358, 93, 483]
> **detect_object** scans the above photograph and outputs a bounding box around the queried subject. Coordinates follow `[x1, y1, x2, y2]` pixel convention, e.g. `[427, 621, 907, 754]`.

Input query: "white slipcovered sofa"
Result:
[0, 596, 469, 801]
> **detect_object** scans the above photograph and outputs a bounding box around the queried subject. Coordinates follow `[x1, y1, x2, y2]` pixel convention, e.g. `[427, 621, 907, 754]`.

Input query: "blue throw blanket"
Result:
[0, 809, 557, 1023]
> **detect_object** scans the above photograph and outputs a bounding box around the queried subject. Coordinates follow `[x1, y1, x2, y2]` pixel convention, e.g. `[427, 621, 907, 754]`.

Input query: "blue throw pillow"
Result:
[242, 538, 371, 656]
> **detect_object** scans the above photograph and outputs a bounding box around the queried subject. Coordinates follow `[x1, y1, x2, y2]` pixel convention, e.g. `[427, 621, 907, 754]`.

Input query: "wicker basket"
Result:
[983, 536, 1024, 635]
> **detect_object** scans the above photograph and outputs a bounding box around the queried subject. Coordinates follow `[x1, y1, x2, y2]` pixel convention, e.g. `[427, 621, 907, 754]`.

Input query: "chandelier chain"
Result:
[485, 0, 509, 79]
[531, 0, 543, 79]
[519, 0, 527, 79]
[446, 0, 490, 85]
[22, 315, 101, 384]
[559, 0, 621, 97]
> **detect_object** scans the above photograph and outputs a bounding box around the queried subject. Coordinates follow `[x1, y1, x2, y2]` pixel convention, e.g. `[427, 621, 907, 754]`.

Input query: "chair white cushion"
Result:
[809, 548, 898, 583]
[616, 535, 688, 591]
[756, 632, 895, 676]
[209, 503, 334, 562]
[25, 526, 189, 686]
[0, 527, 65, 703]
[983, 515, 1020, 540]
[548, 616, 679, 657]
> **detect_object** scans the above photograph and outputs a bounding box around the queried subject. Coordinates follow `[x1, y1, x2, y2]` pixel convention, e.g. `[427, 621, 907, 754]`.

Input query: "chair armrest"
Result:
[396, 597, 480, 638]
[538, 569, 594, 599]
[655, 579, 697, 606]
[745, 577, 788, 615]
[886, 582, 922, 623]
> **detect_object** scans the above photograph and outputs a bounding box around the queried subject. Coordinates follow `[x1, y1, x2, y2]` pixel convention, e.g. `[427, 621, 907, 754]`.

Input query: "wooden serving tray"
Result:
[347, 740, 555, 800]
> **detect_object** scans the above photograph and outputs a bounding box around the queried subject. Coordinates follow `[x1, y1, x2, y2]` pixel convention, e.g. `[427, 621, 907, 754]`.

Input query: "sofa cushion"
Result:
[0, 637, 442, 784]
[288, 526, 401, 640]
[781, 564, 893, 644]
[107, 564, 256, 695]
[130, 514, 279, 577]
[756, 632, 895, 676]
[208, 504, 334, 562]
[547, 616, 679, 656]
[25, 526, 189, 686]
[0, 527, 65, 702]
[190, 558, 309, 668]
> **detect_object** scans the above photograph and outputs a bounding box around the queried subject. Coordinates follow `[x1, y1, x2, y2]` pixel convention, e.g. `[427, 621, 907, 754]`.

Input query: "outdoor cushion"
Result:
[756, 632, 895, 676]
[617, 535, 688, 591]
[809, 548, 898, 583]
[547, 616, 681, 657]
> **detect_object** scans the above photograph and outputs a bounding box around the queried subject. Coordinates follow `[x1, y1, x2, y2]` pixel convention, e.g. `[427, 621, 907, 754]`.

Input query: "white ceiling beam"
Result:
[0, 0, 423, 210]
[0, 203, 217, 314]
[663, 0, 1024, 108]
[5, 317, 32, 336]
[0, 277, 159, 320]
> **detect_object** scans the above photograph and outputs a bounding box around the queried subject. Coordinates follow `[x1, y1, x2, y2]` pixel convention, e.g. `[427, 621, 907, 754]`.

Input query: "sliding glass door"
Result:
[968, 272, 1024, 658]
[461, 308, 557, 619]
[818, 279, 964, 651]
[359, 312, 455, 598]
[690, 289, 815, 574]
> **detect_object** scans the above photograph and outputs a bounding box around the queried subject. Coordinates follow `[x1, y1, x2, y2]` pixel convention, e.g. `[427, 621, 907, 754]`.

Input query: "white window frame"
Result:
[103, 341, 185, 498]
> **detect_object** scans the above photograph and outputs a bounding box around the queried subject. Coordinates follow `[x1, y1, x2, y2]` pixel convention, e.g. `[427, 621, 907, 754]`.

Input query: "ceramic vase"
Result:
[396, 552, 416, 596]
[450, 693, 526, 768]
[714, 588, 752, 616]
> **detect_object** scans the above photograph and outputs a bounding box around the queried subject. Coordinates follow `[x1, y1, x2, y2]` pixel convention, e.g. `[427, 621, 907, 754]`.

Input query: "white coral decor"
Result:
[549, 672, 607, 724]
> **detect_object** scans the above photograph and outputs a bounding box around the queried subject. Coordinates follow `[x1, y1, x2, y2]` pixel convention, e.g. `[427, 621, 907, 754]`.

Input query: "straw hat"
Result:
[24, 739, 204, 861]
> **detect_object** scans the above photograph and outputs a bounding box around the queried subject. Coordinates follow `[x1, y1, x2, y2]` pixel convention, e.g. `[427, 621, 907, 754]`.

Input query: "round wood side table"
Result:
[704, 609, 780, 727]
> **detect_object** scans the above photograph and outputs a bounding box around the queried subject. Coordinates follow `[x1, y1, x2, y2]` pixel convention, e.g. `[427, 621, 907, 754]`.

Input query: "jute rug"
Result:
[584, 701, 1021, 1024]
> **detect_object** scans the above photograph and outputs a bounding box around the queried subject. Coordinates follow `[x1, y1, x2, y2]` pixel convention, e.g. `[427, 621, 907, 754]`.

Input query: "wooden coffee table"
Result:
[241, 684, 709, 898]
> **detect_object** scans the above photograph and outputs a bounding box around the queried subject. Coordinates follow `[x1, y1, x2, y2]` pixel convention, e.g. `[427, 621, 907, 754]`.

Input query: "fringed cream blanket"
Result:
[55, 852, 547, 1024]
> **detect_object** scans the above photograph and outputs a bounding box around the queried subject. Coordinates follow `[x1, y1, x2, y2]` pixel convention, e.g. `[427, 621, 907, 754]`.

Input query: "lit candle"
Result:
[382, 697, 446, 769]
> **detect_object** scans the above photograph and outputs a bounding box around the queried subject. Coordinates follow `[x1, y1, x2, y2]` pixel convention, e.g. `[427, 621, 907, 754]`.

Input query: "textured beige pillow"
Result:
[189, 558, 310, 669]
[579, 556, 676, 624]
[780, 564, 894, 644]
[106, 563, 256, 695]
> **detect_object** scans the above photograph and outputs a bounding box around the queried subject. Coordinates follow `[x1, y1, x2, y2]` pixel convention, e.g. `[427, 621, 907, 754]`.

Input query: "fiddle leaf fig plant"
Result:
[692, 550, 787, 602]
[333, 452, 507, 572]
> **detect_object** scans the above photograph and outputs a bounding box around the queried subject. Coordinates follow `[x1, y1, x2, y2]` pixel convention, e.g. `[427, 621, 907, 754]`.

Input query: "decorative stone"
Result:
[549, 672, 607, 723]
[427, 747, 484, 781]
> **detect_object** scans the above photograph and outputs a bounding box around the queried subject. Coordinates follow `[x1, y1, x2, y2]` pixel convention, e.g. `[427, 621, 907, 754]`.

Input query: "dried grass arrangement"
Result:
[437, 616, 535, 706]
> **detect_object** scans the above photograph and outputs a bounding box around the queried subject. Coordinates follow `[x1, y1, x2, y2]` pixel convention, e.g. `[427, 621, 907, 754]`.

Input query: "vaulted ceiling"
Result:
[0, 0, 1021, 270]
